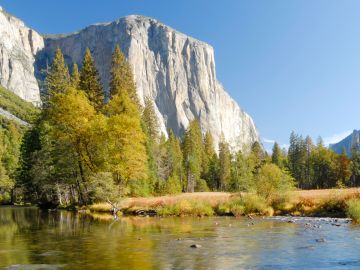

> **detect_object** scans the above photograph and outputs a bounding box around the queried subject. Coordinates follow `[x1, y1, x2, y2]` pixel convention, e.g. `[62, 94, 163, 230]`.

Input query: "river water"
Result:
[0, 207, 360, 270]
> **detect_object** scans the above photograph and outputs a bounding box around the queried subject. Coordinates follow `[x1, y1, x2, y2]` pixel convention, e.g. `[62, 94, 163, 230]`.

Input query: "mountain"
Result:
[0, 8, 259, 150]
[329, 130, 360, 156]
[0, 7, 43, 105]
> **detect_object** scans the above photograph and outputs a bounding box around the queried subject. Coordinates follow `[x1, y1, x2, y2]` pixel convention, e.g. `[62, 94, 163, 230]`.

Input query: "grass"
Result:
[216, 194, 271, 217]
[85, 188, 360, 222]
[0, 86, 39, 123]
[156, 200, 214, 217]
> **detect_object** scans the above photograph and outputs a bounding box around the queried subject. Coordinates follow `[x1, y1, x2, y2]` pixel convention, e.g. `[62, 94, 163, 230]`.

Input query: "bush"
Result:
[216, 194, 270, 216]
[230, 204, 245, 217]
[271, 193, 294, 214]
[241, 194, 268, 215]
[346, 199, 360, 223]
[156, 199, 214, 217]
[254, 164, 295, 201]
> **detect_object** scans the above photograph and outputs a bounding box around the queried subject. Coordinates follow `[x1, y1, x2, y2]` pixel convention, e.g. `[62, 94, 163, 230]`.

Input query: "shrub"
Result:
[230, 204, 245, 217]
[216, 194, 269, 216]
[346, 199, 360, 223]
[271, 193, 294, 214]
[254, 164, 295, 201]
[241, 194, 267, 214]
[156, 199, 214, 217]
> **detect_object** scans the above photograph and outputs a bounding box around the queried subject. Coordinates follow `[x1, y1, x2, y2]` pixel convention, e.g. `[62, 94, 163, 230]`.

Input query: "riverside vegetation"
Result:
[1, 46, 360, 221]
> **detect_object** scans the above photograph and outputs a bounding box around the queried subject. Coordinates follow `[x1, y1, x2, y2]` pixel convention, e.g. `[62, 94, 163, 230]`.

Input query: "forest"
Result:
[0, 46, 359, 207]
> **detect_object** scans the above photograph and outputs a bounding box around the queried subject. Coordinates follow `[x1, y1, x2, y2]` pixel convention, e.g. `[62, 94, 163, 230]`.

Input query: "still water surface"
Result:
[1, 207, 360, 270]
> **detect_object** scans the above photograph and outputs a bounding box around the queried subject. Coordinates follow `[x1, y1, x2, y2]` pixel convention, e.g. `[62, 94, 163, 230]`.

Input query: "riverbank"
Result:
[82, 188, 360, 221]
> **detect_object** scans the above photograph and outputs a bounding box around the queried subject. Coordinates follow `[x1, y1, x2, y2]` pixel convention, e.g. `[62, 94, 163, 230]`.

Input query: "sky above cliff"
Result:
[1, 0, 359, 151]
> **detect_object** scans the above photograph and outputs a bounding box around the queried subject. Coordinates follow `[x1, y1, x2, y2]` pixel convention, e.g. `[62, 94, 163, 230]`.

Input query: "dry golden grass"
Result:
[290, 188, 360, 203]
[87, 189, 360, 219]
[122, 192, 234, 209]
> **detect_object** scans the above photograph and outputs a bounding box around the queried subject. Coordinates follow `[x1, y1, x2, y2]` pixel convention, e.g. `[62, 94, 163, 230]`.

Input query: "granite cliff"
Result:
[0, 9, 259, 150]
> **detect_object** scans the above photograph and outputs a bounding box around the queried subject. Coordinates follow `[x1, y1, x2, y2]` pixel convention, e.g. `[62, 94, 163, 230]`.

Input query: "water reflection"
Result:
[0, 207, 360, 269]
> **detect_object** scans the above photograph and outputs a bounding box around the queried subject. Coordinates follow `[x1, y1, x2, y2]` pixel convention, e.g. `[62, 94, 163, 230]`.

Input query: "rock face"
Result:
[0, 8, 43, 104]
[0, 9, 260, 150]
[330, 130, 360, 157]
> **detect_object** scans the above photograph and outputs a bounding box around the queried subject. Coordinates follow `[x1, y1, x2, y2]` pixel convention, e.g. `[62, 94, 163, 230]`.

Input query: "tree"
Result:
[230, 151, 255, 192]
[218, 139, 231, 190]
[271, 142, 283, 167]
[142, 96, 160, 142]
[79, 48, 104, 110]
[254, 163, 294, 201]
[182, 120, 204, 192]
[71, 63, 80, 89]
[46, 87, 99, 204]
[45, 48, 70, 98]
[202, 131, 216, 184]
[109, 45, 138, 104]
[165, 130, 183, 191]
[336, 149, 352, 187]
[310, 143, 338, 189]
[249, 141, 264, 174]
[287, 132, 307, 188]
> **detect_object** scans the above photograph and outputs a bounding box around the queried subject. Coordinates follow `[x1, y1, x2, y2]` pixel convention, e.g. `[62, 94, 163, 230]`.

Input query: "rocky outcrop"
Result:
[0, 7, 43, 104]
[0, 9, 259, 150]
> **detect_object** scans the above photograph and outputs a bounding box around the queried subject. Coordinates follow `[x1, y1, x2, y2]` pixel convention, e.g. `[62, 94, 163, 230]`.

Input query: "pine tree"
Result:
[79, 48, 104, 110]
[71, 63, 80, 89]
[45, 48, 70, 98]
[202, 131, 215, 182]
[271, 142, 282, 167]
[109, 45, 138, 104]
[165, 130, 183, 192]
[218, 139, 231, 190]
[182, 120, 204, 192]
[142, 96, 160, 142]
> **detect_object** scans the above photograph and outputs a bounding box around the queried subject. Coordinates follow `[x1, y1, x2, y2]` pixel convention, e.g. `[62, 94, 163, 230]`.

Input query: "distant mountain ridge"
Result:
[329, 130, 360, 156]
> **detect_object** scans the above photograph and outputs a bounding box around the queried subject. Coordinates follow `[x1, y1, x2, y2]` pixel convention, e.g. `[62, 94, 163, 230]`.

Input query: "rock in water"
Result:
[0, 10, 260, 150]
[0, 8, 43, 104]
[190, 244, 202, 248]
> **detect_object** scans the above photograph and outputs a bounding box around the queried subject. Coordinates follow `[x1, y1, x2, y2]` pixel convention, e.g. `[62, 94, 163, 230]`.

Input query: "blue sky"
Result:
[1, 0, 359, 151]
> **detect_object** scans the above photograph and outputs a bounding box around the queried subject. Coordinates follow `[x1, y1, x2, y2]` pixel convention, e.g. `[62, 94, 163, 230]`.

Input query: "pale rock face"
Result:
[0, 9, 43, 104]
[39, 15, 259, 150]
[0, 10, 260, 151]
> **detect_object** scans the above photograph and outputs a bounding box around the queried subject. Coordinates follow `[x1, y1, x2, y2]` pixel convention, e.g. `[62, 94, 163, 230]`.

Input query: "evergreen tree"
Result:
[182, 120, 204, 192]
[202, 131, 216, 183]
[71, 63, 80, 89]
[142, 96, 160, 141]
[45, 48, 70, 98]
[230, 151, 254, 192]
[166, 130, 183, 186]
[218, 139, 231, 190]
[79, 48, 104, 110]
[109, 45, 138, 104]
[271, 142, 283, 167]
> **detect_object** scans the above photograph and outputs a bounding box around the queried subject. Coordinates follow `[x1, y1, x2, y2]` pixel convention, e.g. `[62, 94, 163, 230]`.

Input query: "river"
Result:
[0, 207, 359, 269]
